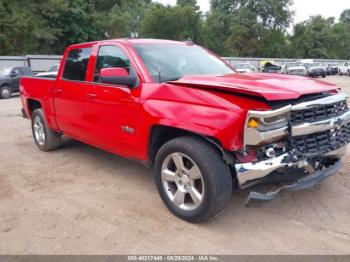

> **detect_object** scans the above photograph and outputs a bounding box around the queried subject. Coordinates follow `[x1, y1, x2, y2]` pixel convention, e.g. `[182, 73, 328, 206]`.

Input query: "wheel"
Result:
[322, 74, 326, 78]
[339, 70, 342, 76]
[0, 85, 12, 99]
[154, 136, 232, 223]
[348, 70, 350, 76]
[31, 109, 61, 151]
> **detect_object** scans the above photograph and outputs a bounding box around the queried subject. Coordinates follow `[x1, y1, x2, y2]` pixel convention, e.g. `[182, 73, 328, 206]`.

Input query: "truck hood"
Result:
[168, 73, 337, 101]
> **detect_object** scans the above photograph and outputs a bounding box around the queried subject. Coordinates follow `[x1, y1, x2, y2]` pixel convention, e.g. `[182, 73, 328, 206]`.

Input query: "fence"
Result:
[0, 55, 348, 73]
[0, 55, 62, 73]
[223, 57, 349, 68]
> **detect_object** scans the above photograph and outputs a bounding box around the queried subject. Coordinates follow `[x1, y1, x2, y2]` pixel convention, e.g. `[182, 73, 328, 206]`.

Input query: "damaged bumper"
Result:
[245, 159, 343, 205]
[235, 146, 347, 188]
[237, 92, 350, 189]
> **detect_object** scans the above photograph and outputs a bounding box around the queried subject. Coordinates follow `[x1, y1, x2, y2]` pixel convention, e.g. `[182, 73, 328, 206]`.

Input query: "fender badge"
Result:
[121, 125, 135, 134]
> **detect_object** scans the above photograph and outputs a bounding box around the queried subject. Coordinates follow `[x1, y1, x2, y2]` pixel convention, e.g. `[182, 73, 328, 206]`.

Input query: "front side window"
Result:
[62, 47, 92, 81]
[94, 45, 132, 82]
[133, 44, 234, 82]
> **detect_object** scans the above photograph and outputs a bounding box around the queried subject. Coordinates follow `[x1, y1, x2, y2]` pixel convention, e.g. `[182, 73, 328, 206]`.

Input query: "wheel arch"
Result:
[0, 82, 10, 87]
[147, 125, 234, 168]
[27, 99, 42, 118]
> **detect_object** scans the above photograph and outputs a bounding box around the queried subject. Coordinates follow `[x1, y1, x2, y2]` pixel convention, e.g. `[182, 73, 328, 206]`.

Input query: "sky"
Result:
[155, 0, 349, 24]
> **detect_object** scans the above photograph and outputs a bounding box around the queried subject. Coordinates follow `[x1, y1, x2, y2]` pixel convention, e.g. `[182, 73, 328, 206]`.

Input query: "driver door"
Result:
[85, 44, 141, 157]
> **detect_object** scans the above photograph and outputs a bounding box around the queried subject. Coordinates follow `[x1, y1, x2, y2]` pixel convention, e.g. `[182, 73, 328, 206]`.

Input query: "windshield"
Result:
[287, 62, 303, 67]
[234, 64, 250, 69]
[48, 65, 59, 72]
[0, 68, 11, 76]
[312, 63, 323, 66]
[133, 44, 234, 82]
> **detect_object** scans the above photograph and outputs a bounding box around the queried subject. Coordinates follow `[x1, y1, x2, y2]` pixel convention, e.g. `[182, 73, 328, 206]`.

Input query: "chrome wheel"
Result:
[1, 87, 11, 99]
[33, 116, 45, 146]
[161, 152, 204, 211]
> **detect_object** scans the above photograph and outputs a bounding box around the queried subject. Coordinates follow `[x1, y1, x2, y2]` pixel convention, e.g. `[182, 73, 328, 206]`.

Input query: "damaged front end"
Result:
[235, 92, 350, 204]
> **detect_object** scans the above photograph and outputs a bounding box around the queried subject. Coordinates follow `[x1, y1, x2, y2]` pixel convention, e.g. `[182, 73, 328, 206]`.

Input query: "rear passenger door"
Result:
[54, 47, 92, 142]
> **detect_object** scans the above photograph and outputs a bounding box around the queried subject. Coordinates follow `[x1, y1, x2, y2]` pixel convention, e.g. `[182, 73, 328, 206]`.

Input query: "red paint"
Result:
[99, 67, 129, 77]
[20, 39, 340, 163]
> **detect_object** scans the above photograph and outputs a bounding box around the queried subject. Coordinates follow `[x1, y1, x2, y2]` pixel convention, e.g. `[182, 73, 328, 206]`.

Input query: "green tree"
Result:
[177, 0, 199, 10]
[290, 16, 336, 59]
[140, 3, 201, 41]
[340, 9, 350, 23]
[202, 0, 293, 56]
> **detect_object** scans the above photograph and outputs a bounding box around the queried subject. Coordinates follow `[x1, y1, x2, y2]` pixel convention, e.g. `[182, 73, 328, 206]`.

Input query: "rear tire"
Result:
[0, 85, 12, 99]
[31, 109, 61, 151]
[154, 136, 232, 223]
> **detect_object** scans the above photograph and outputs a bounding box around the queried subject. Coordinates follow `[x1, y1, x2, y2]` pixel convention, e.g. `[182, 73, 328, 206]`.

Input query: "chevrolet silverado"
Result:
[20, 39, 350, 222]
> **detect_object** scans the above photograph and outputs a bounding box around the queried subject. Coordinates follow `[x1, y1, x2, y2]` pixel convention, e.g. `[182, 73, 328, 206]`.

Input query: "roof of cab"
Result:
[67, 38, 188, 50]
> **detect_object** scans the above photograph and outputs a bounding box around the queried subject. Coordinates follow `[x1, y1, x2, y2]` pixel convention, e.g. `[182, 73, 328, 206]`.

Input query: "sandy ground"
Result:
[0, 76, 350, 255]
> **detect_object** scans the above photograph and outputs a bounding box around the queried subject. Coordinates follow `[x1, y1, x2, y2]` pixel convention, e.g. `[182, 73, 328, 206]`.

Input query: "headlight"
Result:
[244, 106, 291, 148]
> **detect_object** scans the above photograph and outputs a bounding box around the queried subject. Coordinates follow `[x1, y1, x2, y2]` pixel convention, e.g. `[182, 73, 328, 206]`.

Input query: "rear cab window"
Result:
[62, 47, 92, 81]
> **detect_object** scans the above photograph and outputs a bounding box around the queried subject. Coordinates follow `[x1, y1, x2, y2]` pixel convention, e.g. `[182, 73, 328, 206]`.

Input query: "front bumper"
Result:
[237, 92, 349, 188]
[235, 145, 347, 187]
[245, 159, 343, 205]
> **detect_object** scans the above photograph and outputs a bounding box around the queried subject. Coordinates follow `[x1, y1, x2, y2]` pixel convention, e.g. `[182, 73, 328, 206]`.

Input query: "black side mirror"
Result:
[10, 72, 18, 77]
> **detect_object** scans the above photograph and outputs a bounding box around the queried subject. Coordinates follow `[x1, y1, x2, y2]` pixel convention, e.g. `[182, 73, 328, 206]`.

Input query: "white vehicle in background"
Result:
[305, 62, 327, 78]
[35, 64, 60, 78]
[338, 62, 350, 76]
[284, 62, 307, 76]
[233, 63, 256, 73]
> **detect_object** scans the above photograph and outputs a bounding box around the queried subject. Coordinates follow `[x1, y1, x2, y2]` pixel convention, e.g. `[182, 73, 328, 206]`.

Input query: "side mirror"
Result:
[99, 67, 137, 88]
[10, 72, 18, 77]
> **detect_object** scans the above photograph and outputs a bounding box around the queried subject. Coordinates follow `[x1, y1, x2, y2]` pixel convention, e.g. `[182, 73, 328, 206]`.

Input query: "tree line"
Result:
[0, 0, 349, 59]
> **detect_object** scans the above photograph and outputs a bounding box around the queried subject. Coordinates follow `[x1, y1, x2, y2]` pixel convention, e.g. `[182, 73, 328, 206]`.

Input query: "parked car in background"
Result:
[0, 66, 33, 99]
[35, 64, 60, 79]
[338, 62, 350, 76]
[261, 61, 282, 73]
[285, 62, 307, 76]
[305, 62, 327, 78]
[233, 63, 255, 73]
[326, 63, 339, 75]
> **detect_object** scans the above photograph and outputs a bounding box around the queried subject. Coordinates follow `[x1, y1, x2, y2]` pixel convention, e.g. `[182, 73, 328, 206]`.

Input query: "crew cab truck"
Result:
[20, 39, 350, 223]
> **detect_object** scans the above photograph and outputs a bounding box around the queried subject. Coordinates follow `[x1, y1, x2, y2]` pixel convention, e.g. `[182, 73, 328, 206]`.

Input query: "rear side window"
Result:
[62, 48, 92, 81]
[22, 67, 33, 75]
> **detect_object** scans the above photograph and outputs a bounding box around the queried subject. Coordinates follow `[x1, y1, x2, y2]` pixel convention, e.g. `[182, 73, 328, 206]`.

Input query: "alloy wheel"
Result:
[161, 152, 205, 211]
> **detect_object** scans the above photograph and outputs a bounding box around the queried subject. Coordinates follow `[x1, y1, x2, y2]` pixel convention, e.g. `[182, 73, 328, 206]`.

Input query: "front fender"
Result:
[141, 99, 246, 152]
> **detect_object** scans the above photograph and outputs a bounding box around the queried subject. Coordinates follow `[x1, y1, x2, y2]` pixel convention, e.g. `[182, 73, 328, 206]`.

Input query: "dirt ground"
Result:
[0, 76, 350, 255]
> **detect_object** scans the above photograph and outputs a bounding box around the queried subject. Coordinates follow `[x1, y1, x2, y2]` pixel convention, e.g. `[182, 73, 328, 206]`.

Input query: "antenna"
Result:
[158, 68, 161, 83]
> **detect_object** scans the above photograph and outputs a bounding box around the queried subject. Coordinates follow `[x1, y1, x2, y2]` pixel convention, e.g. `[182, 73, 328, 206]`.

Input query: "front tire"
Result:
[31, 109, 61, 151]
[0, 85, 12, 99]
[154, 136, 232, 223]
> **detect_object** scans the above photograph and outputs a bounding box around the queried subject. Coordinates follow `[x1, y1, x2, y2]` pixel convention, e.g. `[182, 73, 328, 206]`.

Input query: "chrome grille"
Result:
[290, 100, 348, 125]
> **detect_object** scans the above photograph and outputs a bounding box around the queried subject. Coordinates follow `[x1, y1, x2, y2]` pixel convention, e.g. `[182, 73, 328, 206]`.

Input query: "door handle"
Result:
[54, 89, 63, 94]
[87, 93, 97, 98]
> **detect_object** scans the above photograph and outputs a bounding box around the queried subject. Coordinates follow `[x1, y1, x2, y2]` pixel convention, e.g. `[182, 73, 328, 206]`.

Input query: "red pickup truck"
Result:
[20, 39, 350, 223]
